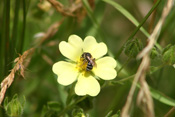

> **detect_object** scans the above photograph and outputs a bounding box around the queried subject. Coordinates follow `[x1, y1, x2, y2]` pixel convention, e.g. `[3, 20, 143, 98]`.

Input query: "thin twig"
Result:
[164, 107, 175, 117]
[37, 18, 64, 46]
[121, 0, 174, 116]
[47, 0, 82, 17]
[0, 48, 34, 105]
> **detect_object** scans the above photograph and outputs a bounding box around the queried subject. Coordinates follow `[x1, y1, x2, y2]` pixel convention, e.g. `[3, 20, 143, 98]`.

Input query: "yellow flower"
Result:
[52, 35, 117, 96]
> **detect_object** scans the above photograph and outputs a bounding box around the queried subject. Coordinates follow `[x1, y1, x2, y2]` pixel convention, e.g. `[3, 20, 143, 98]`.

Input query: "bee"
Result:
[81, 52, 96, 71]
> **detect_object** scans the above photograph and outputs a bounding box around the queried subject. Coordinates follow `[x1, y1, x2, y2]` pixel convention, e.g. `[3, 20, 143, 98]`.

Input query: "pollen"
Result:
[76, 58, 88, 72]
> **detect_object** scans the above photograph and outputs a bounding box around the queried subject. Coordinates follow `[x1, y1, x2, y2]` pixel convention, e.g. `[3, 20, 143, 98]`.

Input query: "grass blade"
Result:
[19, 0, 26, 53]
[138, 84, 175, 107]
[150, 87, 175, 107]
[11, 0, 20, 58]
[102, 0, 149, 37]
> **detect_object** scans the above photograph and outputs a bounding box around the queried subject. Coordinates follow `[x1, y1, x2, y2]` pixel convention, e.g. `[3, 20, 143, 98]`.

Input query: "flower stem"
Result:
[58, 95, 87, 116]
[117, 57, 132, 75]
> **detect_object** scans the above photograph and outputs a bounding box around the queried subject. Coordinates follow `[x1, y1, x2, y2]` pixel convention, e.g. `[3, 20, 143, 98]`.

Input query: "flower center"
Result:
[76, 52, 96, 73]
[76, 58, 88, 72]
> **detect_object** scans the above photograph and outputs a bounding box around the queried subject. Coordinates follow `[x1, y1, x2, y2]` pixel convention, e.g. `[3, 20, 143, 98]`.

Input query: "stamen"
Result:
[76, 58, 88, 72]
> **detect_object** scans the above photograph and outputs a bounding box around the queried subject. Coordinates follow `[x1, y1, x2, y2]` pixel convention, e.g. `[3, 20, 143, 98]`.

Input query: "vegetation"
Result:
[0, 0, 175, 116]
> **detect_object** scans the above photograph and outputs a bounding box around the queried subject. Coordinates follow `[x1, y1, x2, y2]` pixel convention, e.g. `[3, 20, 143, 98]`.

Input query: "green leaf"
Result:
[12, 94, 18, 100]
[41, 101, 63, 117]
[76, 96, 93, 111]
[105, 110, 121, 117]
[21, 96, 26, 108]
[4, 97, 9, 110]
[162, 44, 172, 54]
[113, 75, 175, 107]
[150, 47, 159, 59]
[150, 87, 175, 107]
[149, 66, 160, 74]
[137, 84, 175, 107]
[105, 110, 113, 117]
[47, 101, 62, 112]
[41, 105, 48, 117]
[72, 108, 85, 117]
[124, 38, 143, 58]
[112, 110, 121, 117]
[162, 45, 175, 65]
[5, 94, 24, 116]
[102, 0, 149, 37]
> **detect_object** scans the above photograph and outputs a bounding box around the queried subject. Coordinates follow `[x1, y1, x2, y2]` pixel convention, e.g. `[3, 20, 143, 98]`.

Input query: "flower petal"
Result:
[59, 35, 83, 61]
[52, 61, 76, 75]
[52, 61, 78, 85]
[93, 57, 117, 80]
[83, 36, 107, 59]
[57, 71, 78, 86]
[75, 74, 100, 96]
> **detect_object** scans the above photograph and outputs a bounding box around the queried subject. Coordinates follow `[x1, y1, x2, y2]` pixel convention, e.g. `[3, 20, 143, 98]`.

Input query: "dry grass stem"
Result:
[47, 0, 95, 22]
[42, 54, 54, 65]
[0, 48, 35, 105]
[136, 56, 154, 117]
[164, 107, 175, 117]
[0, 18, 64, 105]
[137, 0, 174, 59]
[37, 19, 64, 46]
[121, 0, 174, 116]
[47, 0, 82, 16]
[45, 40, 59, 47]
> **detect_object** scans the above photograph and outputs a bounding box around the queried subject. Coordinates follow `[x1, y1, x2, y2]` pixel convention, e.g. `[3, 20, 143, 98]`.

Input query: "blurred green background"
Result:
[0, 0, 175, 116]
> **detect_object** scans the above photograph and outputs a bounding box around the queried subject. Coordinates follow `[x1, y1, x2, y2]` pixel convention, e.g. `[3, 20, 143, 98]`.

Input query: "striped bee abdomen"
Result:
[86, 62, 93, 71]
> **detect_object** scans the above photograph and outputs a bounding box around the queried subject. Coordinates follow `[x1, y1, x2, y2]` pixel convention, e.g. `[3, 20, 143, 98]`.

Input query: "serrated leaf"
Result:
[124, 39, 142, 58]
[162, 45, 175, 65]
[12, 94, 18, 100]
[72, 108, 85, 117]
[4, 97, 8, 110]
[150, 47, 159, 59]
[162, 44, 172, 54]
[4, 94, 24, 116]
[21, 96, 26, 108]
[149, 66, 160, 74]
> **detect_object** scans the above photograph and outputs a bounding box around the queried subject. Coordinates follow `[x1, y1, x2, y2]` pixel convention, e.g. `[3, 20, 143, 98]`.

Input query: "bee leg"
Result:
[80, 59, 87, 67]
[92, 58, 97, 67]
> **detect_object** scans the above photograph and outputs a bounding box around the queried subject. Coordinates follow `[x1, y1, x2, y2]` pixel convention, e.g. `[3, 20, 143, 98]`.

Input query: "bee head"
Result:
[81, 52, 92, 59]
